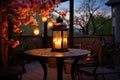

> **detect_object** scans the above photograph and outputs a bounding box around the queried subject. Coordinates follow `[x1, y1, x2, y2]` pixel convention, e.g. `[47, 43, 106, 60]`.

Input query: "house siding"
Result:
[113, 5, 120, 42]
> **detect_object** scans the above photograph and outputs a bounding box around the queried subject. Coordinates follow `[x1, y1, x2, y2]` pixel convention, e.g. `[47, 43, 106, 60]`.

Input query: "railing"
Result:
[16, 35, 114, 65]
[17, 35, 114, 48]
[14, 35, 120, 65]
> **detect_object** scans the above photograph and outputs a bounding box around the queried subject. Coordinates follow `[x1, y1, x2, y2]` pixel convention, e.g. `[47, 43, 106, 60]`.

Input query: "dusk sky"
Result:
[55, 0, 111, 19]
[56, 0, 110, 11]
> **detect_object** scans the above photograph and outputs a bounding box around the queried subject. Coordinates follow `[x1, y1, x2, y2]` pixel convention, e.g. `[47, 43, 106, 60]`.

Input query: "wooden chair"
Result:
[64, 37, 103, 79]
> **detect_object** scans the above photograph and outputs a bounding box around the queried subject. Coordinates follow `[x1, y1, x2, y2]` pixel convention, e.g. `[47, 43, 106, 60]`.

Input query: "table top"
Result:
[24, 48, 91, 58]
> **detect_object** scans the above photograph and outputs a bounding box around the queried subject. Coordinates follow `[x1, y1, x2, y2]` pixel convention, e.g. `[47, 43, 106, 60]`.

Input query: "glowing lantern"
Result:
[48, 21, 53, 28]
[41, 16, 47, 22]
[51, 16, 68, 52]
[33, 27, 40, 36]
[47, 18, 55, 28]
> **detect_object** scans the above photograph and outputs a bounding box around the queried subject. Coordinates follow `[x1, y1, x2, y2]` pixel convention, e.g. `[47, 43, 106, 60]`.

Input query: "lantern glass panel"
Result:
[63, 31, 68, 48]
[53, 31, 62, 49]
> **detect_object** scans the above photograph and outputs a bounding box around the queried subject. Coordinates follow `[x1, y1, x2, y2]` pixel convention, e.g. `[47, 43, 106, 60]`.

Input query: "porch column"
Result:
[69, 0, 74, 47]
[43, 21, 48, 48]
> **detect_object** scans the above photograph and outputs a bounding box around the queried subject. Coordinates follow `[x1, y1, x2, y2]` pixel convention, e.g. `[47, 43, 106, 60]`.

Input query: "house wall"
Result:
[113, 5, 120, 42]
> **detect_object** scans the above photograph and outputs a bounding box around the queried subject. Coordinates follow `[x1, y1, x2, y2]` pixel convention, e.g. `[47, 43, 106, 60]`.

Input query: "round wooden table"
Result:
[24, 48, 91, 80]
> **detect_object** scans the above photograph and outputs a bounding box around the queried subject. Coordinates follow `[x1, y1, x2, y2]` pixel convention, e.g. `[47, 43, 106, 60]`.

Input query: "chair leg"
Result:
[71, 68, 81, 80]
[80, 72, 83, 80]
[102, 75, 106, 80]
[71, 70, 77, 80]
[93, 74, 97, 80]
[63, 64, 67, 73]
[18, 73, 22, 80]
[77, 72, 81, 80]
[75, 71, 81, 80]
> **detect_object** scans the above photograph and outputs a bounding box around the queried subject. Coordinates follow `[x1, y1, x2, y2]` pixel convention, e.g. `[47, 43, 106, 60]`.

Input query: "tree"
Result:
[89, 15, 112, 35]
[74, 0, 111, 35]
[0, 0, 68, 66]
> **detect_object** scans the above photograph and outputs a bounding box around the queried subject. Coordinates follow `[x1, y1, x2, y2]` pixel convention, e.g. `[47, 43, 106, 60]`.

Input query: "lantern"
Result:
[48, 21, 53, 28]
[33, 27, 40, 36]
[47, 19, 55, 28]
[41, 16, 47, 22]
[51, 16, 68, 52]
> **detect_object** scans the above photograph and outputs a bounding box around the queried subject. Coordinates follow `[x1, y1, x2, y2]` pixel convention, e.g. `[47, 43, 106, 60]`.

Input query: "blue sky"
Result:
[56, 0, 110, 11]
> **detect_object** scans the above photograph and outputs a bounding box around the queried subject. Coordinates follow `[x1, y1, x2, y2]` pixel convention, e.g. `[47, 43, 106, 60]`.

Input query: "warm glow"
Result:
[42, 16, 47, 22]
[48, 19, 55, 28]
[86, 54, 92, 61]
[54, 38, 62, 49]
[33, 27, 40, 36]
[87, 53, 91, 57]
[55, 53, 64, 57]
[63, 38, 67, 48]
[48, 21, 53, 28]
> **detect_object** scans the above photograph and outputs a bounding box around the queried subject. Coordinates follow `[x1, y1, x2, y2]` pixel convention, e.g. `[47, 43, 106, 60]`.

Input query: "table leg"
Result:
[38, 59, 47, 80]
[56, 58, 64, 80]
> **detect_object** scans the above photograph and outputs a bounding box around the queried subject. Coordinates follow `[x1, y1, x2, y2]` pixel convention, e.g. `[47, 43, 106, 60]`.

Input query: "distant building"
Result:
[106, 0, 120, 42]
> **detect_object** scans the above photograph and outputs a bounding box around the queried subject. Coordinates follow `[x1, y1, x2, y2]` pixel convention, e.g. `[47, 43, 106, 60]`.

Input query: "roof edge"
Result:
[106, 0, 120, 6]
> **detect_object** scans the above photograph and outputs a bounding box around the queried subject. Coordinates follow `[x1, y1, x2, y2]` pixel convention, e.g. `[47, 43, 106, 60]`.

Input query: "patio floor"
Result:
[22, 60, 120, 80]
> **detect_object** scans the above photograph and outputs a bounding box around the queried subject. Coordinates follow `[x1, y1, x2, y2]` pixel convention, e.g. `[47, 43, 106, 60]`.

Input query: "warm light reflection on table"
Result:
[25, 48, 90, 58]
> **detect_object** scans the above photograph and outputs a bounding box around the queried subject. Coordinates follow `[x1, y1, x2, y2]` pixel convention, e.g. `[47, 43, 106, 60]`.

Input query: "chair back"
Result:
[80, 37, 102, 66]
